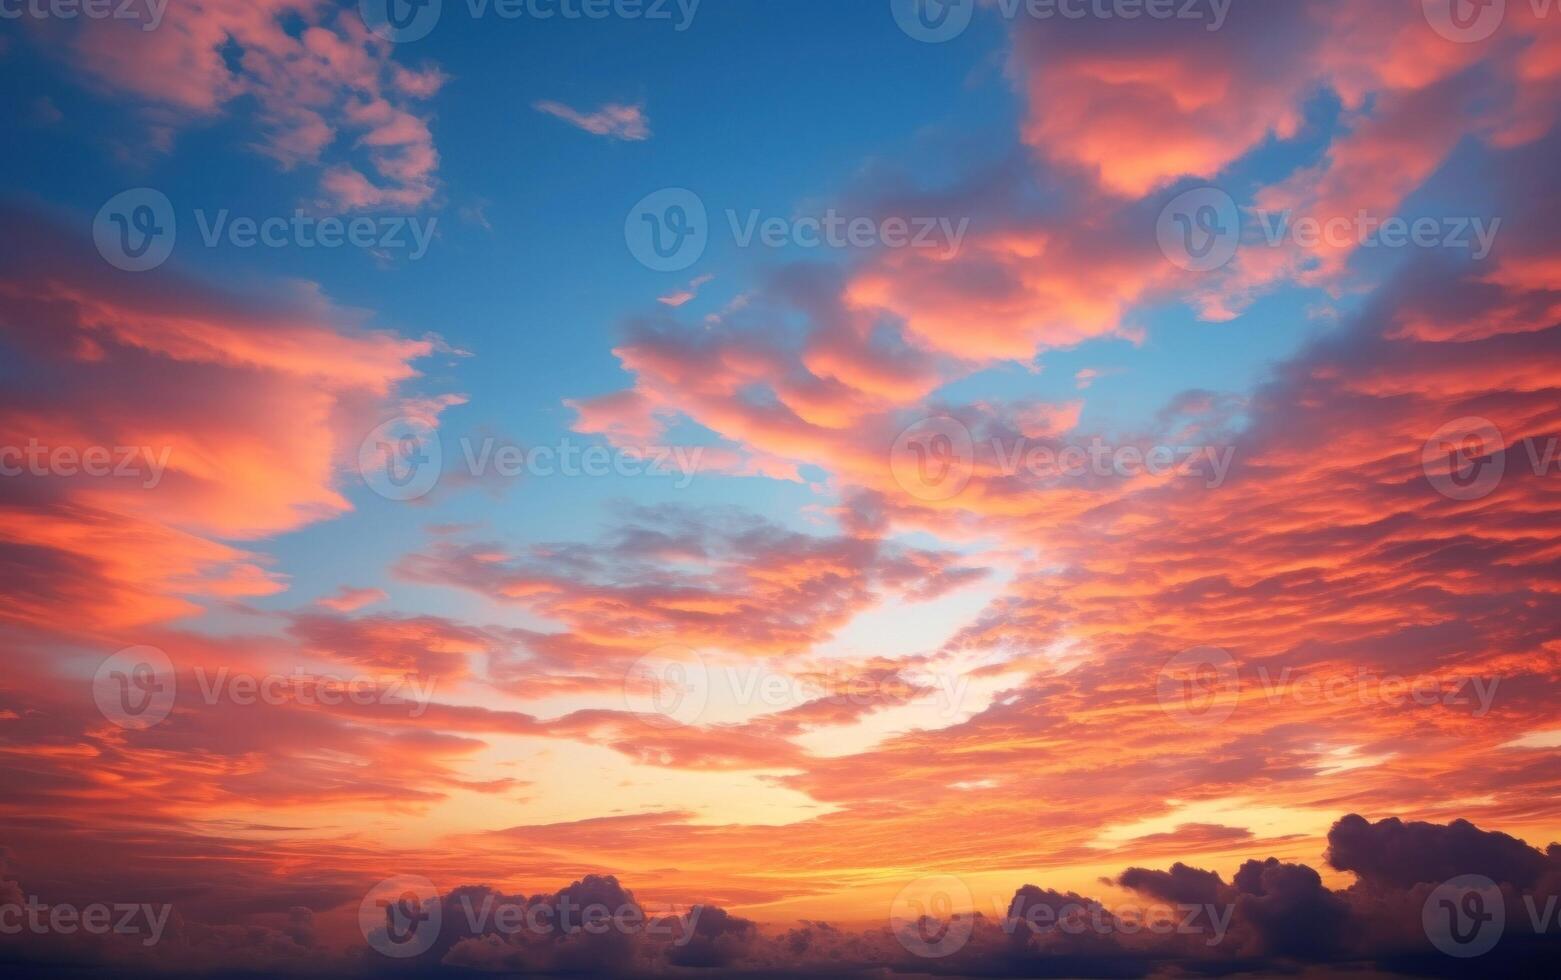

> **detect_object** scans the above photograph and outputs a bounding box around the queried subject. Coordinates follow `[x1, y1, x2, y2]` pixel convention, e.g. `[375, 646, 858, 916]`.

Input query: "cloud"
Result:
[533, 99, 651, 141]
[48, 1, 443, 209]
[315, 585, 388, 612]
[398, 504, 987, 663]
[658, 273, 714, 308]
[0, 203, 450, 633]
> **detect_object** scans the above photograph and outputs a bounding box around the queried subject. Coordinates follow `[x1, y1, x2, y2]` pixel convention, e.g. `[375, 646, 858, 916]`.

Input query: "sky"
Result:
[2, 0, 1561, 976]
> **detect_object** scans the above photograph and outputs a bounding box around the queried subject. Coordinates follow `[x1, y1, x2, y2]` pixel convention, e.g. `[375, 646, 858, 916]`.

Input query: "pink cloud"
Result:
[533, 99, 651, 141]
[55, 1, 442, 210]
[315, 586, 388, 612]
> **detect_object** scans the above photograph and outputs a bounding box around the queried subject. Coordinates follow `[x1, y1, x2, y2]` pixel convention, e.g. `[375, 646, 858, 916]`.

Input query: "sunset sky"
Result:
[3, 1, 1561, 976]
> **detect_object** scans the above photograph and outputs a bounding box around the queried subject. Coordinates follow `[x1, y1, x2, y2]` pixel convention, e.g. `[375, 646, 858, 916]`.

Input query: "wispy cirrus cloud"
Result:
[532, 99, 651, 141]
